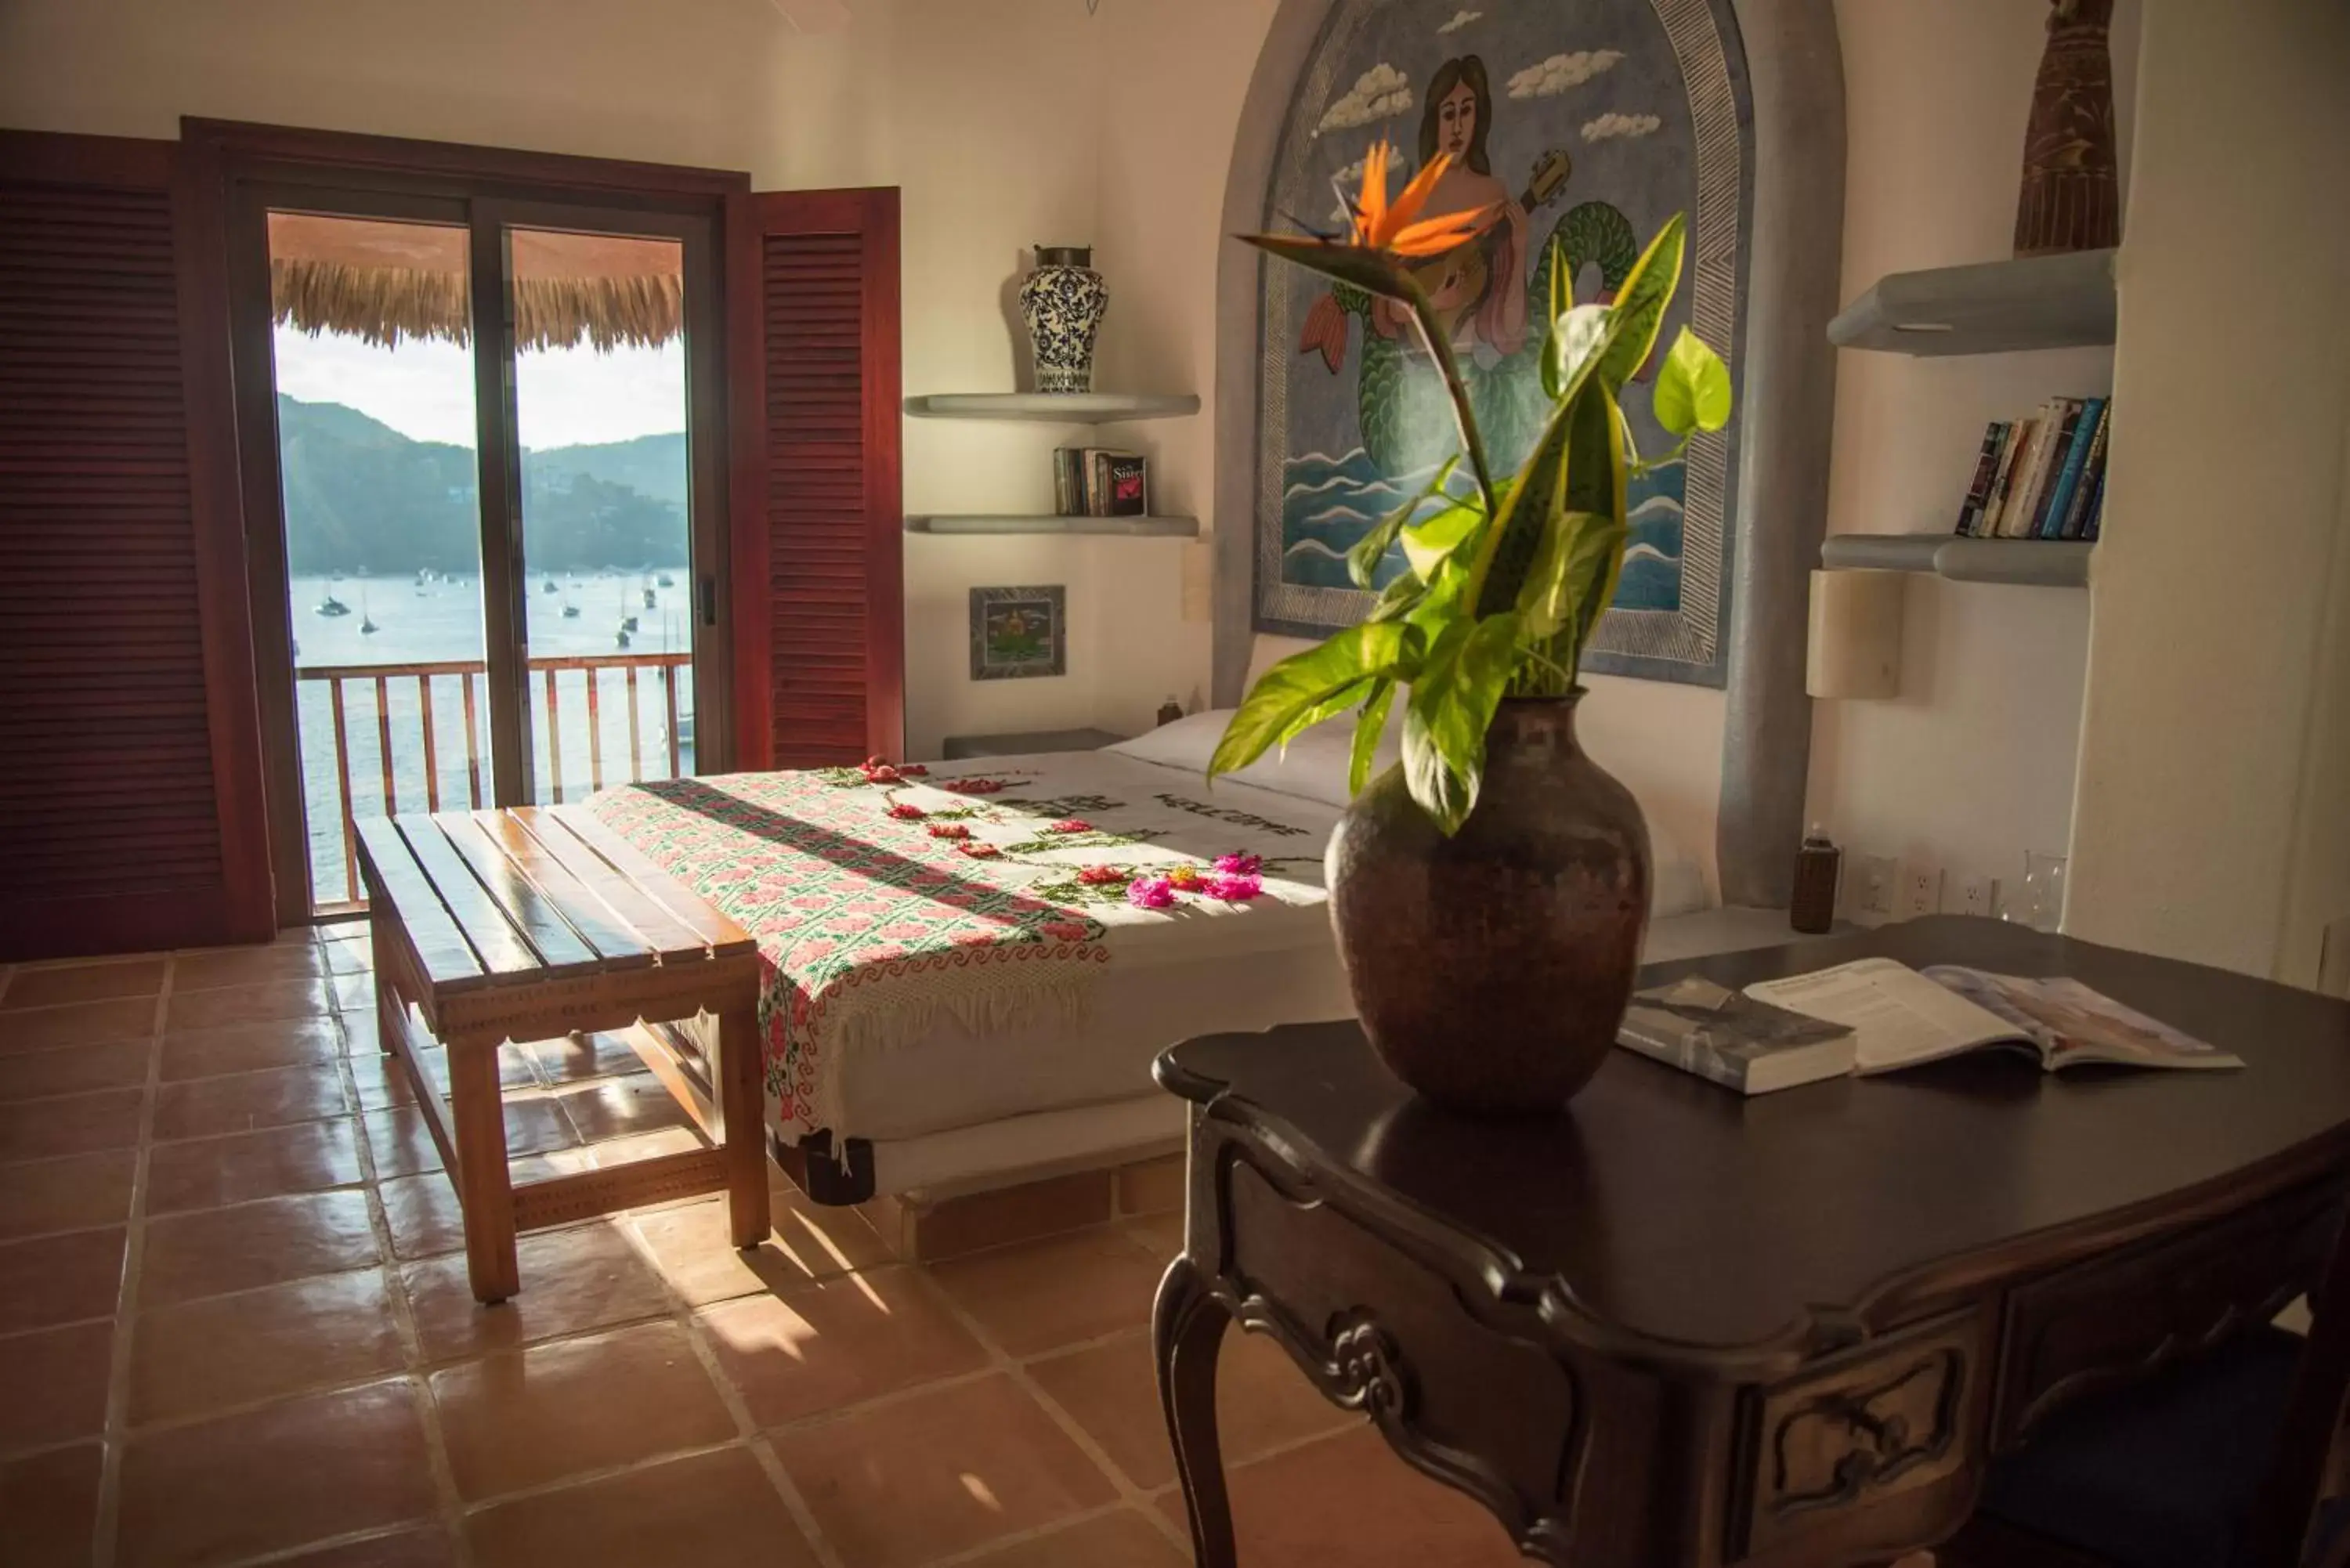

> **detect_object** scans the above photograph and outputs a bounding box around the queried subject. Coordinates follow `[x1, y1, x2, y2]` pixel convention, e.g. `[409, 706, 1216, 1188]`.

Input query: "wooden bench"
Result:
[356, 806, 770, 1304]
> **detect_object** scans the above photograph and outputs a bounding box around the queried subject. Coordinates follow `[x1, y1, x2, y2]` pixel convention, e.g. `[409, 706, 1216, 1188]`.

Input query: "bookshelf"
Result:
[1829, 249, 2116, 357]
[1820, 534, 2092, 588]
[906, 515, 1198, 537]
[905, 392, 1200, 422]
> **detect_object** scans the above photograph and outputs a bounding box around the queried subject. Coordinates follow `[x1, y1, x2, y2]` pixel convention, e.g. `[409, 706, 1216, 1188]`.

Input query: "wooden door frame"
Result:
[182, 119, 748, 925]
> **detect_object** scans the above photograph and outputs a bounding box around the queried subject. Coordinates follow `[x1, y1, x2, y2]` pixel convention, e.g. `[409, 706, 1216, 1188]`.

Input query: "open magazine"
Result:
[1743, 957, 2243, 1075]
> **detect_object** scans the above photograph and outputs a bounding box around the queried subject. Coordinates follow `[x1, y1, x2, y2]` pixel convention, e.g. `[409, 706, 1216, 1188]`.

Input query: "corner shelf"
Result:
[1821, 533, 2094, 588]
[1829, 249, 2117, 357]
[906, 515, 1199, 538]
[905, 392, 1201, 423]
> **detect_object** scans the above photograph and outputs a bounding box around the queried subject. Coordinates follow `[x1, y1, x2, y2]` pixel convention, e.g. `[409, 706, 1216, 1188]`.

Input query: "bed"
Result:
[586, 712, 1781, 1203]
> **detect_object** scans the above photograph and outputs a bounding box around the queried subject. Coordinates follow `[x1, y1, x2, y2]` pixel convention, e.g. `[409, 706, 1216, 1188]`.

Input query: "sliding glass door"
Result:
[234, 184, 730, 916]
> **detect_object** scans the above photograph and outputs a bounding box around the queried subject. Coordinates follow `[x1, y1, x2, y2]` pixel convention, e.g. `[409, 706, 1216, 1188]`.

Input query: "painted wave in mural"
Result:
[1280, 446, 1684, 612]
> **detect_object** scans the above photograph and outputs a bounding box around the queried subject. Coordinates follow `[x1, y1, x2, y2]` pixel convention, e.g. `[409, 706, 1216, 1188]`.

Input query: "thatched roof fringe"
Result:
[269, 258, 684, 352]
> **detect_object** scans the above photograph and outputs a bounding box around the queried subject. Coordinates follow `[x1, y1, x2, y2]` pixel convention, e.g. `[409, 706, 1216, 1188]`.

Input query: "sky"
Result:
[270, 324, 688, 451]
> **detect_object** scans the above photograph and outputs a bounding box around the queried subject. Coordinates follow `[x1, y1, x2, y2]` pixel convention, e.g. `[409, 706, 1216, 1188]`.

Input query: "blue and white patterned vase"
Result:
[1018, 246, 1108, 396]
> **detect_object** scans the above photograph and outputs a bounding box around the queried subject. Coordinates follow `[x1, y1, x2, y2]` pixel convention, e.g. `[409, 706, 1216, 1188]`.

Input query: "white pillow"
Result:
[1107, 708, 1397, 807]
[1108, 711, 1710, 916]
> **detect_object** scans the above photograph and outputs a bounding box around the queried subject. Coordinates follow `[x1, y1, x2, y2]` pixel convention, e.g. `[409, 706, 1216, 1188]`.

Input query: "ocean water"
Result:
[289, 570, 696, 905]
[1280, 446, 1687, 612]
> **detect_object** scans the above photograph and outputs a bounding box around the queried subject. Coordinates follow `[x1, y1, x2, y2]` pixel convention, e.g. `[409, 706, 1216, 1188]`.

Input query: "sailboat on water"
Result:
[359, 588, 379, 636]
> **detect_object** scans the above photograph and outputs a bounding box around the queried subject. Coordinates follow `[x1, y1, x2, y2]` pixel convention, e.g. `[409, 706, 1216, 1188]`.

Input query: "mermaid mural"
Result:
[1256, 0, 1753, 685]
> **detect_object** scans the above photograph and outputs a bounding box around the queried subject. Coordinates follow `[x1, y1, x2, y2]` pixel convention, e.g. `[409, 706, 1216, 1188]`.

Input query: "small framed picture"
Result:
[970, 585, 1067, 681]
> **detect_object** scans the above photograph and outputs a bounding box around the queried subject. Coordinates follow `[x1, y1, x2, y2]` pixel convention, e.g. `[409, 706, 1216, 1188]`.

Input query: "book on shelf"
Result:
[2016, 397, 2084, 537]
[1617, 976, 1857, 1095]
[2035, 396, 2106, 539]
[1977, 415, 2036, 537]
[2080, 466, 2108, 540]
[2057, 400, 2112, 539]
[1054, 446, 1148, 517]
[1743, 958, 2240, 1075]
[1954, 421, 2012, 536]
[1946, 396, 2113, 544]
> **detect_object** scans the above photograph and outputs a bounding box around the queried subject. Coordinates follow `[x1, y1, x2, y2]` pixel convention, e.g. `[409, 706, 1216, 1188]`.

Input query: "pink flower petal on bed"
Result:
[927, 822, 971, 840]
[1205, 873, 1264, 901]
[887, 802, 927, 820]
[957, 841, 1002, 858]
[1076, 865, 1126, 886]
[1047, 819, 1092, 834]
[1213, 853, 1263, 876]
[1126, 876, 1176, 909]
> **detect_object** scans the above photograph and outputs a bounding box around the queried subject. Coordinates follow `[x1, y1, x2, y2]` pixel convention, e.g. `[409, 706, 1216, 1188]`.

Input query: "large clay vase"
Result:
[1327, 694, 1650, 1115]
[2014, 0, 2120, 256]
[1018, 245, 1108, 395]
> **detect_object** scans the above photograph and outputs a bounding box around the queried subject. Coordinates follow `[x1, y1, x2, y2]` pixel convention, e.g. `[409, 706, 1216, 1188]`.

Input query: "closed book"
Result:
[1053, 449, 1076, 516]
[1104, 454, 1148, 516]
[1979, 416, 2035, 537]
[1616, 975, 1857, 1095]
[2081, 467, 2108, 540]
[2036, 397, 2105, 539]
[2059, 403, 2112, 539]
[1955, 421, 2009, 536]
[2022, 399, 2084, 538]
[2002, 400, 2063, 537]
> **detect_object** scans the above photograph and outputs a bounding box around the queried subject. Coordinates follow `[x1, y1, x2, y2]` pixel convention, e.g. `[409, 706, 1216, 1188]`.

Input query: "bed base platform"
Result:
[779, 1094, 1189, 1209]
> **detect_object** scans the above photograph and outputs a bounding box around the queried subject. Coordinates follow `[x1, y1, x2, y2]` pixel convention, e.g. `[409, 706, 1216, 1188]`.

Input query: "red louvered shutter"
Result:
[727, 187, 903, 770]
[0, 132, 271, 959]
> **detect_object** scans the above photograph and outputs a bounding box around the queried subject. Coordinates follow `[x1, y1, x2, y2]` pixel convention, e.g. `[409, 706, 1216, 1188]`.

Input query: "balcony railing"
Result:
[295, 652, 692, 905]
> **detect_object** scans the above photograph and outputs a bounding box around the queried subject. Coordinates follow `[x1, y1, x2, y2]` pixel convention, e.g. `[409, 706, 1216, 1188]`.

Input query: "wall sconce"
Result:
[1806, 569, 1904, 699]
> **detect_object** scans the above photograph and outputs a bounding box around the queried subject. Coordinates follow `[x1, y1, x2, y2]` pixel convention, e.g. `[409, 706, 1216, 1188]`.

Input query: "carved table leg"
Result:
[1156, 1254, 1238, 1567]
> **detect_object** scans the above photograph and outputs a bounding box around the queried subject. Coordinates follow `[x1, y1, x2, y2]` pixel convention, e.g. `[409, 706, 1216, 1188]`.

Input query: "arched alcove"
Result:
[1209, 0, 1846, 905]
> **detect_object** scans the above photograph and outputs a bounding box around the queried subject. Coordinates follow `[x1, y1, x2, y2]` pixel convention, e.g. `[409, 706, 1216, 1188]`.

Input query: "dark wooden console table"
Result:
[1153, 916, 2350, 1567]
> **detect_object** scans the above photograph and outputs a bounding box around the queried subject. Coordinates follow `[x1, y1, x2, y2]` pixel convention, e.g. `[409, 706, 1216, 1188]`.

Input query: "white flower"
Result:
[1316, 63, 1415, 134]
[1505, 49, 1625, 100]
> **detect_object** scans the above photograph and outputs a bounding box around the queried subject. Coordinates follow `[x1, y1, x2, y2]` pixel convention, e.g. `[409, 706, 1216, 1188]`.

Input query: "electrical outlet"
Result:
[1954, 875, 1999, 919]
[1897, 863, 1942, 921]
[1853, 854, 1898, 920]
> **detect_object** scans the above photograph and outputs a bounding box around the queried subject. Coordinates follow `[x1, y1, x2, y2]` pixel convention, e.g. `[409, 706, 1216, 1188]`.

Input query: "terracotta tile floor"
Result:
[0, 928, 1548, 1568]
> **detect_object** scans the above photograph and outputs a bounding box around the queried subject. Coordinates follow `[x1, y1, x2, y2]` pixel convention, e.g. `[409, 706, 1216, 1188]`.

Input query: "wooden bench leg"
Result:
[449, 1039, 520, 1303]
[369, 909, 401, 1056]
[718, 1005, 771, 1250]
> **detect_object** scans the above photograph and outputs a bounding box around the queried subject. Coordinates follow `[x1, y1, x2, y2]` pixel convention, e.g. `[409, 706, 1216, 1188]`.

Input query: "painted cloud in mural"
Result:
[1437, 8, 1480, 33]
[1325, 152, 1370, 226]
[1582, 110, 1663, 140]
[1504, 49, 1625, 99]
[1315, 63, 1415, 134]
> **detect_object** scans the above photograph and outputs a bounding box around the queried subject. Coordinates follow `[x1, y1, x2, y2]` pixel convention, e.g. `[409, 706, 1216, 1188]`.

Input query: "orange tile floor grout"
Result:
[0, 928, 1535, 1568]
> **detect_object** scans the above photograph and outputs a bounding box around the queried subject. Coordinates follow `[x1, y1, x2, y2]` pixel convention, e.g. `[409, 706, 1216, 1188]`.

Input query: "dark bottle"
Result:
[1791, 826, 1842, 934]
[1156, 695, 1184, 727]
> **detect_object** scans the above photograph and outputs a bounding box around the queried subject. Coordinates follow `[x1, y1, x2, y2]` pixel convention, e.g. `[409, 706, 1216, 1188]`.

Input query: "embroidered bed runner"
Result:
[588, 751, 1336, 1140]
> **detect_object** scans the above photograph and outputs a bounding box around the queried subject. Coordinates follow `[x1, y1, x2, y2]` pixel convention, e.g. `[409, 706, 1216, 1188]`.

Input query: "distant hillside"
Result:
[276, 396, 690, 576]
[527, 432, 689, 508]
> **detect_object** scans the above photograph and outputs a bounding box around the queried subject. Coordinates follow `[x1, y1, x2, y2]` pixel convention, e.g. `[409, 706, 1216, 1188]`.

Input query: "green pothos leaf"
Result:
[1346, 456, 1459, 591]
[1401, 611, 1522, 835]
[1209, 622, 1408, 779]
[1653, 324, 1733, 438]
[1400, 497, 1485, 579]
